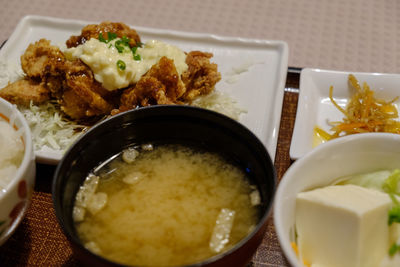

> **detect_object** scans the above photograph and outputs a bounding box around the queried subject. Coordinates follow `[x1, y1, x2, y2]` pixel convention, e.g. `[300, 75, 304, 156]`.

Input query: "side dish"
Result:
[314, 74, 400, 144]
[73, 143, 261, 266]
[294, 169, 400, 267]
[0, 114, 24, 192]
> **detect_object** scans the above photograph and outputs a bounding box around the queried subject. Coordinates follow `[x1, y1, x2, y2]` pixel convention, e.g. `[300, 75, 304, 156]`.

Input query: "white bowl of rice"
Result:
[0, 97, 35, 245]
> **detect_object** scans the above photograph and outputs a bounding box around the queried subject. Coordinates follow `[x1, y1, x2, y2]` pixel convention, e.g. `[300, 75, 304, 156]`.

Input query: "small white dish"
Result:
[290, 68, 400, 160]
[275, 132, 400, 267]
[0, 97, 35, 246]
[0, 15, 289, 164]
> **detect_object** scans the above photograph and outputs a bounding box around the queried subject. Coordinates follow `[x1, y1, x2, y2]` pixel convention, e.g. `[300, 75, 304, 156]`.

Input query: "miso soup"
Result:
[73, 144, 261, 266]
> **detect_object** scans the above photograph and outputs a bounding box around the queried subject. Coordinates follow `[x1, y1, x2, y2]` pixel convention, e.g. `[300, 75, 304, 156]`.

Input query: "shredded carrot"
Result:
[0, 112, 18, 131]
[319, 74, 400, 141]
[314, 126, 333, 141]
[291, 242, 312, 267]
[291, 242, 299, 256]
[302, 259, 312, 267]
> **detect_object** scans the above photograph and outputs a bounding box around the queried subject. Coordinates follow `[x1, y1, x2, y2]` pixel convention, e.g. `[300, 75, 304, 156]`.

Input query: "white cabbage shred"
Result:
[192, 91, 246, 120]
[19, 101, 84, 152]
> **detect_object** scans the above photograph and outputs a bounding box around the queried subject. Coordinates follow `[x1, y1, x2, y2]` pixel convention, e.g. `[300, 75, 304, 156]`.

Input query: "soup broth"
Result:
[73, 144, 260, 266]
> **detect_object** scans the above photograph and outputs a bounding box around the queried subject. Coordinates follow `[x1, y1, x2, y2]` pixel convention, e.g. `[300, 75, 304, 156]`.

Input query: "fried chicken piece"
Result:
[45, 75, 64, 99]
[0, 79, 50, 106]
[66, 21, 141, 48]
[117, 57, 185, 113]
[20, 39, 65, 79]
[181, 51, 221, 101]
[61, 60, 114, 120]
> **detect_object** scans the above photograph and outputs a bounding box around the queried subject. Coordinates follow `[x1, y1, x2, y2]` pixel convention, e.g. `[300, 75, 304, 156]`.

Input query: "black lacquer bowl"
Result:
[52, 105, 276, 267]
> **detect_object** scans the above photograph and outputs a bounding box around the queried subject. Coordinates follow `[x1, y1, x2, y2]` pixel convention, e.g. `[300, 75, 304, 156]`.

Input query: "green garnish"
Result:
[131, 46, 138, 54]
[99, 33, 107, 43]
[136, 42, 144, 48]
[383, 169, 400, 195]
[116, 60, 126, 70]
[114, 36, 131, 53]
[388, 198, 400, 225]
[121, 36, 130, 44]
[390, 243, 400, 256]
[134, 54, 141, 61]
[385, 170, 400, 256]
[381, 170, 400, 225]
[99, 32, 118, 44]
[108, 32, 118, 41]
[115, 40, 125, 53]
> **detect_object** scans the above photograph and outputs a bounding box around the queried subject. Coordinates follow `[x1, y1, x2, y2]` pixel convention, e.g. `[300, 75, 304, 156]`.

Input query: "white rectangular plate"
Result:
[290, 68, 400, 159]
[0, 15, 288, 164]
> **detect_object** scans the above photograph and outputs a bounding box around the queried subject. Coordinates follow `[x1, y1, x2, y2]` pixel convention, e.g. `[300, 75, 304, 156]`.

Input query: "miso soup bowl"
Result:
[0, 97, 35, 246]
[52, 105, 276, 267]
[274, 133, 400, 267]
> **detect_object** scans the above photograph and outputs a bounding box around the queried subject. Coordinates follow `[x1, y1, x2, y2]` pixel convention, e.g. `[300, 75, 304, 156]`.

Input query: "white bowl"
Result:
[0, 97, 35, 245]
[274, 133, 400, 266]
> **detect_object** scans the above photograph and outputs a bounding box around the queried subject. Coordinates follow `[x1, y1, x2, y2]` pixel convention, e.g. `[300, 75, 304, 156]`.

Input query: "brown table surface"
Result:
[0, 72, 300, 266]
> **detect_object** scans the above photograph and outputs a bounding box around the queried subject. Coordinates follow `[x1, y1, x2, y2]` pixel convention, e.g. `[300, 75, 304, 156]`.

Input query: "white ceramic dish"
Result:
[0, 15, 288, 164]
[0, 97, 35, 246]
[275, 132, 400, 267]
[290, 68, 400, 160]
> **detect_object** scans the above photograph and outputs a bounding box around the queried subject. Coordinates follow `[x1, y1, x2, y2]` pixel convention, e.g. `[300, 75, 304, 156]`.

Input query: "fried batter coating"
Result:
[1, 23, 222, 124]
[117, 57, 185, 112]
[0, 79, 50, 106]
[2, 37, 114, 120]
[181, 51, 221, 101]
[66, 21, 141, 48]
[61, 60, 114, 120]
[21, 39, 65, 79]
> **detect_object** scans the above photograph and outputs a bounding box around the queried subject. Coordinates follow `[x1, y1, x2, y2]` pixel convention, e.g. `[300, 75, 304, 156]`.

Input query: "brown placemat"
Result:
[0, 73, 300, 266]
[0, 192, 79, 266]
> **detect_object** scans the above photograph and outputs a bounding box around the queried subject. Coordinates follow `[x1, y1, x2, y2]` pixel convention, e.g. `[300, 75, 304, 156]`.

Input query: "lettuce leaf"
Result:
[335, 170, 392, 192]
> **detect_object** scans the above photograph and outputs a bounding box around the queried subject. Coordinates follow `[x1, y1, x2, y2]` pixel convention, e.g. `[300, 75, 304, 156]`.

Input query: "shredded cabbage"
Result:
[192, 90, 246, 120]
[19, 101, 85, 152]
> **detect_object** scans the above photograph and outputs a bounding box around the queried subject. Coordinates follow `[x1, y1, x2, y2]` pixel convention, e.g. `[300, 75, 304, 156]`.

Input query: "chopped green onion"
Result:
[98, 33, 107, 43]
[107, 32, 118, 41]
[121, 35, 130, 44]
[99, 32, 116, 43]
[114, 36, 131, 53]
[115, 40, 125, 53]
[131, 46, 138, 54]
[116, 60, 126, 70]
[99, 32, 118, 44]
[134, 54, 141, 61]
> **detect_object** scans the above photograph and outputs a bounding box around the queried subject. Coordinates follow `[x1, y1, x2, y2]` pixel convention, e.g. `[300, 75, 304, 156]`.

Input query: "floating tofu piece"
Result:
[209, 208, 235, 253]
[296, 184, 391, 267]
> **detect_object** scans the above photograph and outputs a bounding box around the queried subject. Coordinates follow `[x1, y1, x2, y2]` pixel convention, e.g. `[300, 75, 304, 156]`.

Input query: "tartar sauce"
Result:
[65, 39, 188, 91]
